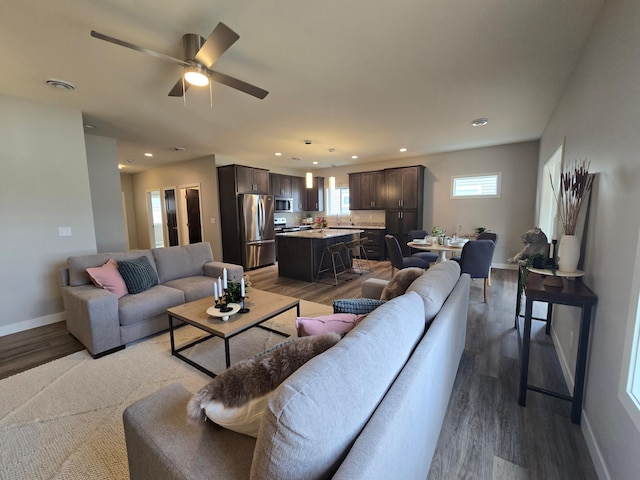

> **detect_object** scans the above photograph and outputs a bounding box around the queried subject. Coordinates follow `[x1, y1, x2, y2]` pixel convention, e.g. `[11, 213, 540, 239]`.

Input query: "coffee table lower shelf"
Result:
[167, 291, 300, 378]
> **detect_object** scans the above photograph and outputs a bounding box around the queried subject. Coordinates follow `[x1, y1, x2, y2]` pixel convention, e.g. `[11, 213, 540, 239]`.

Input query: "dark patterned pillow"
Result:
[117, 256, 158, 294]
[333, 298, 386, 315]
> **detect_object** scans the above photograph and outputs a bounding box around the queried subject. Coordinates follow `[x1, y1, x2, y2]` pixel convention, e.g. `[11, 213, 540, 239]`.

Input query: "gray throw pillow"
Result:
[117, 256, 158, 294]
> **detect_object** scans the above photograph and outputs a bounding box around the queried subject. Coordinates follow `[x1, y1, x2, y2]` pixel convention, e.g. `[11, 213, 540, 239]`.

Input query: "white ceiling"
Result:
[1, 0, 604, 173]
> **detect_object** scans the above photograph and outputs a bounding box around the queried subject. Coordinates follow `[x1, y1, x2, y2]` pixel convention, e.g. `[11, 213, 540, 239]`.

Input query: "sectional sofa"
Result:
[122, 261, 470, 479]
[61, 242, 243, 357]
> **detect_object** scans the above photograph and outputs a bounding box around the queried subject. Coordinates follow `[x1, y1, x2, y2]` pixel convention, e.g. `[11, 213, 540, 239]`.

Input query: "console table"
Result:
[517, 271, 597, 424]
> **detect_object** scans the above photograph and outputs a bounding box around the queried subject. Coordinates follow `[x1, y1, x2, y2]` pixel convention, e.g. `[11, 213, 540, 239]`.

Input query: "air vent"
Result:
[169, 146, 186, 152]
[45, 79, 75, 91]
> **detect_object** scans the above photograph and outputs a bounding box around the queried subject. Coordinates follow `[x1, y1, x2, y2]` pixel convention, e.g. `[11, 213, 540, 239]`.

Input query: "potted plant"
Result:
[431, 226, 446, 244]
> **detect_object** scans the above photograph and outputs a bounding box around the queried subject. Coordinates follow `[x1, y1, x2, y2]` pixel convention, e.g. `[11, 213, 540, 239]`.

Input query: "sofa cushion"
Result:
[118, 256, 159, 294]
[152, 243, 214, 284]
[332, 298, 386, 315]
[188, 334, 341, 437]
[380, 267, 425, 300]
[250, 292, 425, 480]
[296, 313, 365, 337]
[118, 284, 185, 326]
[163, 276, 215, 302]
[405, 260, 460, 326]
[86, 258, 128, 298]
[68, 252, 127, 287]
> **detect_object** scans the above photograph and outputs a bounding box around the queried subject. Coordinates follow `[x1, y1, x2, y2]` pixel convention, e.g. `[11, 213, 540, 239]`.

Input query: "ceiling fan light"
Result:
[184, 66, 209, 86]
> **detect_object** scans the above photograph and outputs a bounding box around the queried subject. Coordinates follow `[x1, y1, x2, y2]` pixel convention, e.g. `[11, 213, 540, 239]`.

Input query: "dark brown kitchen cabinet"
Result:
[270, 173, 292, 197]
[236, 165, 270, 193]
[291, 176, 306, 211]
[349, 170, 385, 210]
[384, 166, 424, 255]
[304, 176, 324, 212]
[385, 166, 422, 209]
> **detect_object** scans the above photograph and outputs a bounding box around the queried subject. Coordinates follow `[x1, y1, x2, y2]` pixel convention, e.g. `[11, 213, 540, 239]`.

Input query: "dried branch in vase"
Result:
[550, 158, 593, 235]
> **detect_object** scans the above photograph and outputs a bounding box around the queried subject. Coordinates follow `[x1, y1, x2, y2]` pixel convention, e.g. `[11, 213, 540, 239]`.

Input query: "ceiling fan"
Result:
[90, 22, 268, 99]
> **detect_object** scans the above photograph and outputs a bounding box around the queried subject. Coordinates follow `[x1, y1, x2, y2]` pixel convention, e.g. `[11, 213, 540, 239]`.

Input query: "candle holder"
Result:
[239, 295, 250, 314]
[218, 289, 232, 313]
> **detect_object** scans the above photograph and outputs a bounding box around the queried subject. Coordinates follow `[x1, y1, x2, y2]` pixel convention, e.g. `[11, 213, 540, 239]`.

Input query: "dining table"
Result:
[407, 241, 464, 263]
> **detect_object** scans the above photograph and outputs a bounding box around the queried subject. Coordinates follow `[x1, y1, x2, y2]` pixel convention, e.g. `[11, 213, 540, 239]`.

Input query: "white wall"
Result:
[85, 135, 128, 253]
[0, 95, 96, 336]
[538, 0, 640, 478]
[316, 140, 540, 267]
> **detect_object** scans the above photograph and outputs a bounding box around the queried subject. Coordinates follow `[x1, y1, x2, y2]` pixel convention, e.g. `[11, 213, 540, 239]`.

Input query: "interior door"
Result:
[185, 188, 202, 244]
[164, 189, 179, 246]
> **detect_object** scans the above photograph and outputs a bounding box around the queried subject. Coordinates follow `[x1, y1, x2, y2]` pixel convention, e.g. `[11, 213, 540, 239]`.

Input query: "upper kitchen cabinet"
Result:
[349, 170, 385, 210]
[291, 176, 306, 212]
[305, 176, 324, 212]
[270, 173, 292, 197]
[385, 166, 424, 209]
[235, 165, 270, 193]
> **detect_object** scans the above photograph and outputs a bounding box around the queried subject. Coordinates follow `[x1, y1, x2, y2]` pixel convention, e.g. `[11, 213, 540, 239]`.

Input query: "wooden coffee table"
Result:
[167, 289, 300, 377]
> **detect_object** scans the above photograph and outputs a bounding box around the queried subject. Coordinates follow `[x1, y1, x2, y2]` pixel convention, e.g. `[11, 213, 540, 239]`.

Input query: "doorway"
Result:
[164, 189, 179, 247]
[184, 187, 203, 243]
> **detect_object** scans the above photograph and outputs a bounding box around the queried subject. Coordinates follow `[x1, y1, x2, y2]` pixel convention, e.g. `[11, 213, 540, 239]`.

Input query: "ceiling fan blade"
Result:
[91, 30, 188, 67]
[168, 78, 190, 97]
[211, 70, 269, 99]
[194, 22, 240, 68]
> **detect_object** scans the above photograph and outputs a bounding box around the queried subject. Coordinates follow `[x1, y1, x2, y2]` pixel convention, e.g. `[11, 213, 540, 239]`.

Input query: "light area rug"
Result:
[0, 300, 332, 480]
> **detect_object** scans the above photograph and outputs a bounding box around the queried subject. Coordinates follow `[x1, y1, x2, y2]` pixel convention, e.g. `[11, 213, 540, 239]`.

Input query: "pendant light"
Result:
[306, 171, 313, 188]
[329, 164, 336, 191]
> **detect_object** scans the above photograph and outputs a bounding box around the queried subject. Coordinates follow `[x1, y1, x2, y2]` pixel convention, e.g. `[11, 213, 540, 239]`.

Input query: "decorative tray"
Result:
[206, 303, 241, 321]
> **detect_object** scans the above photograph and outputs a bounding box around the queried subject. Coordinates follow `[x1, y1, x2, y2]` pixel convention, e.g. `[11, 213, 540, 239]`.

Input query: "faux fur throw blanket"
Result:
[188, 333, 341, 422]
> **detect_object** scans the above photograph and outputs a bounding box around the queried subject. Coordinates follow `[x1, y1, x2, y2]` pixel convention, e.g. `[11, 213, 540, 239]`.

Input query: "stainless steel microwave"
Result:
[274, 197, 293, 213]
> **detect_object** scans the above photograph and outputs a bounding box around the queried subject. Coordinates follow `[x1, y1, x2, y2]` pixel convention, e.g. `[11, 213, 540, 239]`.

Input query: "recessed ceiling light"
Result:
[471, 118, 489, 127]
[351, 155, 358, 159]
[275, 152, 282, 156]
[169, 146, 186, 152]
[144, 152, 153, 157]
[118, 165, 124, 170]
[312, 161, 318, 165]
[399, 148, 407, 152]
[45, 79, 75, 91]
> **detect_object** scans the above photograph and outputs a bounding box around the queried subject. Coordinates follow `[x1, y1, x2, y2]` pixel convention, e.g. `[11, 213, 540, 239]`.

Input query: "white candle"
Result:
[241, 277, 245, 297]
[223, 268, 228, 289]
[218, 277, 222, 295]
[214, 282, 218, 301]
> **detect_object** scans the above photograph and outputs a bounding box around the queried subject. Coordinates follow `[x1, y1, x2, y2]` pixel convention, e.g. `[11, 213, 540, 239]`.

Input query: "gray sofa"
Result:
[61, 242, 243, 357]
[122, 261, 470, 479]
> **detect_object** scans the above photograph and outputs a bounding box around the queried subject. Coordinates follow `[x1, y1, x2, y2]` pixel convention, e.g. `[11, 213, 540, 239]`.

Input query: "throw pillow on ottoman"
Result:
[296, 313, 365, 337]
[187, 333, 340, 437]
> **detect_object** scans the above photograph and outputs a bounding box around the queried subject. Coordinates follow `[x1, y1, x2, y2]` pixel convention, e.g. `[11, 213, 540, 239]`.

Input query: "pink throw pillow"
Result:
[296, 313, 365, 337]
[86, 258, 128, 298]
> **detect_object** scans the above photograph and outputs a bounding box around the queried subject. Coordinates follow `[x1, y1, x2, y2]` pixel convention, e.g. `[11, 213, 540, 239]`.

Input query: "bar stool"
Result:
[345, 237, 371, 275]
[316, 242, 350, 286]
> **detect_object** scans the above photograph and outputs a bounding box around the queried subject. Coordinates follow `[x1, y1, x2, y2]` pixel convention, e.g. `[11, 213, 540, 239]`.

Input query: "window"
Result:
[620, 224, 640, 430]
[451, 173, 501, 199]
[326, 187, 350, 216]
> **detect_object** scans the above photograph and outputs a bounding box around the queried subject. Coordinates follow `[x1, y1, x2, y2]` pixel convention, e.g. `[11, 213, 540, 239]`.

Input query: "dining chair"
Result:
[407, 230, 438, 263]
[457, 239, 496, 302]
[385, 235, 431, 277]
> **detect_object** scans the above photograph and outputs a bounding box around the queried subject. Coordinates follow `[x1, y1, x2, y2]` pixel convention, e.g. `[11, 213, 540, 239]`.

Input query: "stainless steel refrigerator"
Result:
[239, 194, 276, 269]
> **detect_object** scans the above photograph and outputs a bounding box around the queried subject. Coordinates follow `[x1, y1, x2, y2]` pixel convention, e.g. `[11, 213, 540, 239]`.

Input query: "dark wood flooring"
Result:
[0, 261, 597, 479]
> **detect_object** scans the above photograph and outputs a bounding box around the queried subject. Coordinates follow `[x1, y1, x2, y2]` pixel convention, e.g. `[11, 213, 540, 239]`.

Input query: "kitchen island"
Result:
[276, 229, 363, 282]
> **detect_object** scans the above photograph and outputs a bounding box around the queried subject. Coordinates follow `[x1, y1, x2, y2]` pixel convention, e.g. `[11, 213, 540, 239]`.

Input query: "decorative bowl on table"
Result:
[206, 303, 241, 321]
[413, 239, 427, 245]
[449, 239, 469, 248]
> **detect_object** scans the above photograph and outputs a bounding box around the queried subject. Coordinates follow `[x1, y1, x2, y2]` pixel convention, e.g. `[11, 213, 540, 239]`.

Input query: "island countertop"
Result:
[276, 228, 364, 239]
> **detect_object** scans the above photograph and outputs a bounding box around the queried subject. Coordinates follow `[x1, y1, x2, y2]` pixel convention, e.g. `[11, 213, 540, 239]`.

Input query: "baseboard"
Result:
[0, 312, 65, 337]
[581, 410, 611, 480]
[551, 327, 611, 479]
